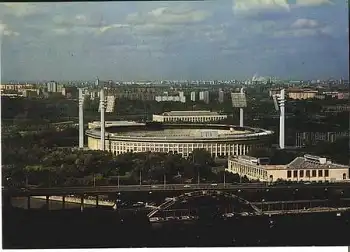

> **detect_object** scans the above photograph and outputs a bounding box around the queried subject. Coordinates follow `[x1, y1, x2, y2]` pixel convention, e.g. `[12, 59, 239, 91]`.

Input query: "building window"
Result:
[299, 170, 304, 177]
[293, 170, 298, 178]
[318, 170, 323, 177]
[287, 171, 291, 178]
[306, 170, 310, 178]
[325, 170, 329, 177]
[343, 173, 346, 180]
[312, 170, 316, 177]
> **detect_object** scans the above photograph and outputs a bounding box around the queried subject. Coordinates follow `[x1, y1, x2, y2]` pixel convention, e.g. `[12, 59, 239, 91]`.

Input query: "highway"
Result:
[5, 182, 350, 197]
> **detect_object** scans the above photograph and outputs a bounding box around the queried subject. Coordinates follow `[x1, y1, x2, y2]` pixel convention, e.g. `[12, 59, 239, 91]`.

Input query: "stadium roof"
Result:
[162, 110, 221, 116]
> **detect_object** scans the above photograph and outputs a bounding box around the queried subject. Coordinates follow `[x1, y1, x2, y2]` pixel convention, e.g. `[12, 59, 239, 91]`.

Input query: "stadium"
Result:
[86, 121, 274, 158]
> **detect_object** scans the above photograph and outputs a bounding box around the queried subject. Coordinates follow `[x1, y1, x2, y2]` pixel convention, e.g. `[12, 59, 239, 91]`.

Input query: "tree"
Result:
[191, 149, 214, 166]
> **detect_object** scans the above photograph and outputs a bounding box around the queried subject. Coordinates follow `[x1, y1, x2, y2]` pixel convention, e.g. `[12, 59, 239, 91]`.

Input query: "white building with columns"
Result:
[152, 110, 227, 123]
[227, 154, 349, 183]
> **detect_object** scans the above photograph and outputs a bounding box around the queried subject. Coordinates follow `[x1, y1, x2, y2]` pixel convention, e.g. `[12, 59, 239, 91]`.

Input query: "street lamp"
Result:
[115, 167, 120, 188]
[223, 170, 226, 187]
[139, 168, 142, 186]
[261, 199, 265, 212]
[164, 173, 166, 188]
[197, 168, 200, 185]
[25, 173, 28, 188]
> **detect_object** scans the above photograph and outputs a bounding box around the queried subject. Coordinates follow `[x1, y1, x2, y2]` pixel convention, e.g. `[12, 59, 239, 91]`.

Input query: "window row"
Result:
[287, 169, 329, 178]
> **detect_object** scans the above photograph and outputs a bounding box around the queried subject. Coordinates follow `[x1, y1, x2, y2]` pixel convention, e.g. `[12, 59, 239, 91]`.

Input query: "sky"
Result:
[0, 0, 348, 82]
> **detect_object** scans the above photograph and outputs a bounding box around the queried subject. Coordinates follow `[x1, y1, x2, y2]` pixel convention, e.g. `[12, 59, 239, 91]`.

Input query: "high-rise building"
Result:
[203, 91, 210, 104]
[47, 81, 57, 92]
[199, 91, 204, 101]
[218, 89, 224, 103]
[190, 91, 196, 101]
[105, 95, 115, 113]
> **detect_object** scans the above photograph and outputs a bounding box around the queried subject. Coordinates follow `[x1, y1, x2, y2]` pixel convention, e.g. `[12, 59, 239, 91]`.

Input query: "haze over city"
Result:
[0, 0, 348, 82]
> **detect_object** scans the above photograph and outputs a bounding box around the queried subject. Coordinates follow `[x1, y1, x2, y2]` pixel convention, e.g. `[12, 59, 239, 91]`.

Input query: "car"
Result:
[184, 185, 191, 188]
[151, 185, 158, 188]
[211, 183, 218, 186]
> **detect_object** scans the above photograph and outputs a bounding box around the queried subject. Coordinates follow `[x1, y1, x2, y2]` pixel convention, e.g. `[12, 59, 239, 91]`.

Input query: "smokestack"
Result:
[239, 87, 244, 127]
[100, 88, 105, 151]
[78, 88, 84, 149]
[279, 89, 285, 149]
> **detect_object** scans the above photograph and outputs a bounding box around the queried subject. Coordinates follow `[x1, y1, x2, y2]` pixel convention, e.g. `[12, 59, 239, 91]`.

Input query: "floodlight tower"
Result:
[231, 87, 247, 127]
[100, 85, 106, 151]
[78, 88, 85, 149]
[239, 87, 245, 127]
[272, 89, 285, 149]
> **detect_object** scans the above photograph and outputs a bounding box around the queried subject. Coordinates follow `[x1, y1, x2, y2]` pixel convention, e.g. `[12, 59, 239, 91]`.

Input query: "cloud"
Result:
[232, 0, 334, 18]
[99, 24, 129, 33]
[0, 22, 19, 36]
[274, 19, 331, 38]
[232, 0, 290, 18]
[291, 18, 319, 29]
[294, 0, 334, 7]
[50, 13, 112, 36]
[0, 3, 41, 17]
[127, 6, 211, 25]
[52, 28, 69, 35]
[52, 14, 103, 29]
[75, 14, 87, 22]
[86, 5, 211, 37]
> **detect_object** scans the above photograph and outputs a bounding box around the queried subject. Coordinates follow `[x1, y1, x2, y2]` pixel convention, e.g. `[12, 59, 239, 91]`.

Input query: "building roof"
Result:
[287, 88, 318, 93]
[162, 110, 220, 116]
[230, 154, 348, 170]
[286, 156, 348, 170]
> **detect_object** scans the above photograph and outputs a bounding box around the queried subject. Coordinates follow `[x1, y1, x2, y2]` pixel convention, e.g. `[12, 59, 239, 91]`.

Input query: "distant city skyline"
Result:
[0, 1, 348, 82]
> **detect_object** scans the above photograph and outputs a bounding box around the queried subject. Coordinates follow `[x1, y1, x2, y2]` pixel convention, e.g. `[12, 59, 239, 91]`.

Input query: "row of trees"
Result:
[3, 139, 238, 187]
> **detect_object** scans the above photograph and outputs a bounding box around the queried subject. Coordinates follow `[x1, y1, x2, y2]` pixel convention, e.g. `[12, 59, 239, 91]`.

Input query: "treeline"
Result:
[1, 96, 78, 122]
[1, 125, 241, 187]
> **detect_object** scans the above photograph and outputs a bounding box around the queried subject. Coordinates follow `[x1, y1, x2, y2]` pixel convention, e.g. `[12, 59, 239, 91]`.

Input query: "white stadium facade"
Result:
[86, 121, 274, 158]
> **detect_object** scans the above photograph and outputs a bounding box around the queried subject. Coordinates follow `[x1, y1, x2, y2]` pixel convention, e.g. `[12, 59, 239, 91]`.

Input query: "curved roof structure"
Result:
[86, 122, 274, 143]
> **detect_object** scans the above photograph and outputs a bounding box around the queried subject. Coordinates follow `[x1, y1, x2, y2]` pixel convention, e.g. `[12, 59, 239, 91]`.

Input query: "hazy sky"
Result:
[0, 0, 348, 82]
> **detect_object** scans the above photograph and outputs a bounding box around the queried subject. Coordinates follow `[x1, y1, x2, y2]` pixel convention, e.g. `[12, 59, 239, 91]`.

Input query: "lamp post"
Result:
[197, 167, 200, 185]
[116, 168, 120, 188]
[25, 173, 28, 188]
[139, 168, 142, 186]
[261, 198, 265, 212]
[223, 170, 226, 187]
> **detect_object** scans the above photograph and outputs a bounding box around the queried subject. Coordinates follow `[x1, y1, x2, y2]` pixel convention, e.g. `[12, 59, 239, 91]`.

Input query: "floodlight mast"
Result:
[239, 87, 244, 127]
[100, 83, 106, 151]
[279, 89, 285, 149]
[272, 89, 285, 149]
[78, 88, 85, 149]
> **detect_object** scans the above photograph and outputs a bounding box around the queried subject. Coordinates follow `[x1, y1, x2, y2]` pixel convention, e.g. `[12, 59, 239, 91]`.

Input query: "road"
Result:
[5, 182, 350, 197]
